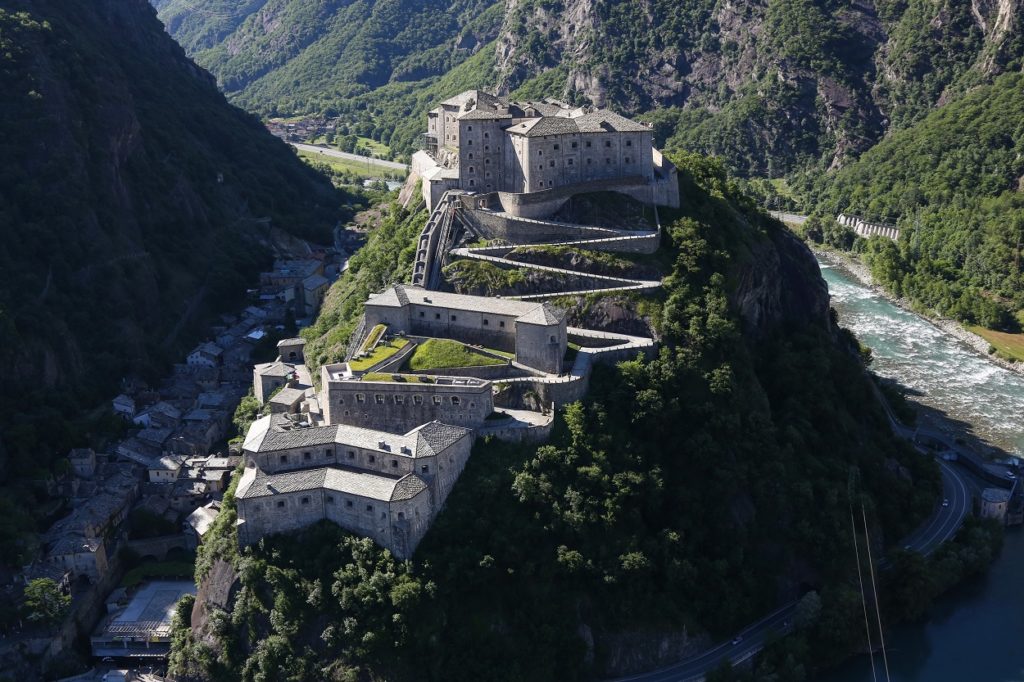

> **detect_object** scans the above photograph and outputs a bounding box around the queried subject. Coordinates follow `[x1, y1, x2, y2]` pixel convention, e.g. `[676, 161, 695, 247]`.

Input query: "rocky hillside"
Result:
[0, 0, 349, 480]
[155, 0, 1021, 172]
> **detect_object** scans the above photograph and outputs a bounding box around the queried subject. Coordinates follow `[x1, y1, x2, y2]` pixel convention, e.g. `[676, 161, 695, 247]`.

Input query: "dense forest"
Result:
[168, 155, 964, 681]
[0, 0, 353, 564]
[154, 0, 1022, 173]
[797, 71, 1024, 331]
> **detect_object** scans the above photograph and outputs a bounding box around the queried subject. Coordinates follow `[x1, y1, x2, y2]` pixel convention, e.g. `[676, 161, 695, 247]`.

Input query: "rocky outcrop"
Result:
[731, 226, 832, 337]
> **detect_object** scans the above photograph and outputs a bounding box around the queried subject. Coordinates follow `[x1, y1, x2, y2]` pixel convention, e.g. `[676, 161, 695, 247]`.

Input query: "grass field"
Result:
[348, 338, 411, 371]
[968, 325, 1024, 363]
[297, 149, 402, 180]
[407, 339, 505, 371]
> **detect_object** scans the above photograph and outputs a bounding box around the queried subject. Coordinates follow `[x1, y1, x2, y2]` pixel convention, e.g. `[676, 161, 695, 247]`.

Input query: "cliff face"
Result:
[494, 0, 1021, 173]
[0, 0, 346, 476]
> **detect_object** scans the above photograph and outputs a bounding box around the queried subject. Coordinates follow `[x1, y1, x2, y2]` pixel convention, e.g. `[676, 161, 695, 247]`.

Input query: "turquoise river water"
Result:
[816, 260, 1024, 682]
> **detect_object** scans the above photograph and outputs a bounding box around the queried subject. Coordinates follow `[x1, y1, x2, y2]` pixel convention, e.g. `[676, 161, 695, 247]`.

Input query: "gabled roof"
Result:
[573, 109, 650, 133]
[414, 421, 471, 458]
[254, 361, 296, 378]
[458, 108, 512, 121]
[516, 303, 566, 325]
[237, 465, 430, 503]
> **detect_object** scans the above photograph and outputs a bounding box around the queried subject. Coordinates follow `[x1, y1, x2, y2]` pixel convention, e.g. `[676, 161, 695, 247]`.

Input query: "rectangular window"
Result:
[369, 455, 376, 463]
[356, 394, 365, 404]
[279, 455, 287, 464]
[435, 313, 441, 320]
[375, 395, 385, 404]
[392, 460, 398, 468]
[586, 141, 592, 148]
[303, 452, 311, 460]
[568, 159, 573, 166]
[467, 125, 473, 131]
[394, 395, 404, 404]
[499, 321, 505, 328]
[346, 499, 353, 508]
[366, 504, 374, 513]
[483, 319, 489, 326]
[301, 496, 310, 505]
[626, 140, 632, 147]
[419, 311, 425, 317]
[326, 495, 334, 503]
[549, 160, 555, 167]
[276, 500, 285, 508]
[451, 315, 457, 321]
[538, 150, 543, 156]
[554, 143, 560, 150]
[348, 450, 355, 459]
[605, 140, 611, 148]
[326, 449, 333, 457]
[572, 141, 578, 149]
[484, 132, 489, 139]
[413, 395, 423, 405]
[433, 396, 442, 405]
[421, 465, 429, 474]
[451, 396, 461, 406]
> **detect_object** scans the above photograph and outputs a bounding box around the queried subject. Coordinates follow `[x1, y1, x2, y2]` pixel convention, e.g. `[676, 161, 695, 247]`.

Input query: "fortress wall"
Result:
[407, 362, 524, 380]
[325, 378, 493, 434]
[479, 418, 555, 444]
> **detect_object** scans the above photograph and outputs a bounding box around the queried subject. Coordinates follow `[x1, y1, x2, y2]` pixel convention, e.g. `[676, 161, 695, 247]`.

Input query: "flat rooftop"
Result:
[93, 580, 195, 644]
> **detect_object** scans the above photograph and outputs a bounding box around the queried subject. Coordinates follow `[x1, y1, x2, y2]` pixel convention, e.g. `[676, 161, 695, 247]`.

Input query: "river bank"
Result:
[812, 246, 1024, 379]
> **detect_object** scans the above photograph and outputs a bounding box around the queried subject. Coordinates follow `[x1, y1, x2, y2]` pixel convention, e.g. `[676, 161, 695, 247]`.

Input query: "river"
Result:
[816, 259, 1024, 681]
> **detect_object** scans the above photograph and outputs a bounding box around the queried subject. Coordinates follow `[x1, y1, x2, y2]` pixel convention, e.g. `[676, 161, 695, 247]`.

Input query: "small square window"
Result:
[303, 452, 311, 460]
[605, 140, 611, 148]
[484, 132, 489, 138]
[356, 394, 365, 404]
[346, 499, 354, 507]
[366, 504, 374, 512]
[413, 395, 423, 405]
[301, 496, 310, 505]
[421, 465, 429, 474]
[394, 395, 404, 404]
[538, 150, 543, 156]
[499, 321, 505, 328]
[392, 460, 398, 468]
[326, 495, 334, 503]
[549, 160, 555, 167]
[451, 315, 457, 321]
[433, 396, 442, 405]
[451, 396, 461, 406]
[626, 140, 632, 147]
[419, 311, 425, 317]
[375, 394, 385, 404]
[554, 143, 560, 150]
[586, 141, 592, 148]
[468, 125, 473, 131]
[279, 455, 287, 464]
[572, 141, 578, 149]
[348, 450, 355, 459]
[369, 455, 376, 463]
[276, 500, 285, 508]
[435, 313, 441, 320]
[483, 319, 489, 326]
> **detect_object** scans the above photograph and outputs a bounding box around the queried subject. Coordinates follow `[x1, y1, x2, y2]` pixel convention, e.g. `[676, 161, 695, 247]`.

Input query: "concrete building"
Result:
[363, 284, 567, 374]
[320, 366, 494, 434]
[418, 90, 679, 212]
[253, 361, 299, 404]
[68, 448, 97, 479]
[277, 337, 306, 364]
[187, 342, 223, 368]
[236, 415, 473, 558]
[981, 488, 1011, 522]
[148, 455, 186, 484]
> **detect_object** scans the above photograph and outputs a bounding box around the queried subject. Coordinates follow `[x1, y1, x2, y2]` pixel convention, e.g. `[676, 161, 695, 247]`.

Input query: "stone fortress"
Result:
[236, 91, 675, 558]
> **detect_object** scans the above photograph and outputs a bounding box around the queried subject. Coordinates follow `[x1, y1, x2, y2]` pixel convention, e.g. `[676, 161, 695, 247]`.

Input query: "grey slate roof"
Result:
[366, 285, 565, 325]
[243, 415, 471, 458]
[458, 108, 512, 120]
[255, 361, 297, 378]
[269, 387, 306, 406]
[573, 110, 651, 133]
[238, 465, 429, 503]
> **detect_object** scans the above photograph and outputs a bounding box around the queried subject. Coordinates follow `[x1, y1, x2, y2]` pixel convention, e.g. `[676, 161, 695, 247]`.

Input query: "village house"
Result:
[187, 342, 224, 368]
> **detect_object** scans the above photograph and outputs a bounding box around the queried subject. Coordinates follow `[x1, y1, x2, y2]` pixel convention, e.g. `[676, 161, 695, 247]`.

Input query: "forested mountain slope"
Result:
[155, 0, 1022, 172]
[0, 0, 347, 489]
[800, 71, 1024, 330]
[169, 157, 952, 682]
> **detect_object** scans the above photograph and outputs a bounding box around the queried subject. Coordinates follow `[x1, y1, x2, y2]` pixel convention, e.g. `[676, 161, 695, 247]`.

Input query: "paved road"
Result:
[290, 142, 410, 172]
[612, 604, 797, 682]
[901, 459, 971, 556]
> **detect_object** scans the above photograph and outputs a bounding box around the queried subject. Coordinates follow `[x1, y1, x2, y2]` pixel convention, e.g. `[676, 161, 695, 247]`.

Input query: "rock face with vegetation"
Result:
[171, 156, 942, 681]
[155, 0, 1021, 174]
[798, 70, 1024, 332]
[0, 0, 349, 556]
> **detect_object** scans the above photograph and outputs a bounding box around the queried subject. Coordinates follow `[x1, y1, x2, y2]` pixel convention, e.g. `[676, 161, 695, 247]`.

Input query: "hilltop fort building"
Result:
[414, 90, 679, 212]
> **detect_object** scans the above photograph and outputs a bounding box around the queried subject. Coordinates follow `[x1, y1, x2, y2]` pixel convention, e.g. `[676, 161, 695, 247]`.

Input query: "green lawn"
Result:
[348, 338, 410, 371]
[363, 372, 435, 383]
[968, 325, 1024, 362]
[121, 558, 196, 588]
[406, 338, 506, 371]
[297, 149, 402, 180]
[360, 324, 387, 353]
